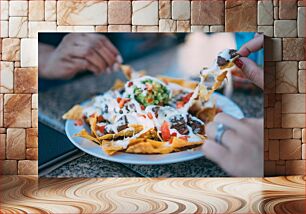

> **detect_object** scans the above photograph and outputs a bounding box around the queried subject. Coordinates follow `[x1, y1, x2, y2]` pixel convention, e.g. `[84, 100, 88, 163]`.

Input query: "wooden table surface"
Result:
[0, 176, 305, 213]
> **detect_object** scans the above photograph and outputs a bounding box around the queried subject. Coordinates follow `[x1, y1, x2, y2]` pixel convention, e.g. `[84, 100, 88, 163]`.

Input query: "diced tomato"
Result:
[147, 112, 153, 119]
[97, 115, 104, 122]
[163, 79, 169, 85]
[183, 92, 193, 103]
[74, 119, 83, 126]
[97, 125, 105, 134]
[147, 98, 153, 103]
[179, 136, 189, 141]
[89, 113, 95, 118]
[128, 81, 133, 87]
[141, 105, 145, 110]
[161, 121, 171, 141]
[119, 98, 130, 109]
[176, 101, 185, 109]
[117, 97, 122, 103]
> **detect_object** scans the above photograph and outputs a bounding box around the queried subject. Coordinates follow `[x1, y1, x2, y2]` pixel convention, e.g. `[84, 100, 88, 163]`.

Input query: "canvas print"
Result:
[38, 32, 264, 177]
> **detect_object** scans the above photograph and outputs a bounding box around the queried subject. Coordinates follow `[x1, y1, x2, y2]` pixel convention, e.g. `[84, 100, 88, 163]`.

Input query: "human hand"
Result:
[40, 33, 122, 79]
[201, 113, 263, 177]
[235, 33, 264, 89]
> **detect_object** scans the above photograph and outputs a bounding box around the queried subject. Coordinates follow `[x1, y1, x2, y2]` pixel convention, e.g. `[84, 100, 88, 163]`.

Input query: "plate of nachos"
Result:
[63, 49, 244, 164]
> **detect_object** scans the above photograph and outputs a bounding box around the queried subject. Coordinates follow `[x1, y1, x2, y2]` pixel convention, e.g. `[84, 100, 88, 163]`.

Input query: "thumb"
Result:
[237, 57, 264, 90]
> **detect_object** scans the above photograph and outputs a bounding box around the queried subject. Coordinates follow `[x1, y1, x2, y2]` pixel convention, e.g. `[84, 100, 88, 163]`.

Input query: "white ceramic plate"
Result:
[65, 93, 244, 165]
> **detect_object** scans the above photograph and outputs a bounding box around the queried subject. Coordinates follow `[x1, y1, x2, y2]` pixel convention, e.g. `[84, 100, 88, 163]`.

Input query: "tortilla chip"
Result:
[126, 142, 173, 154]
[197, 107, 217, 124]
[98, 124, 144, 140]
[112, 79, 125, 90]
[62, 105, 83, 120]
[88, 115, 98, 137]
[102, 141, 124, 155]
[158, 76, 197, 89]
[75, 129, 101, 144]
[171, 137, 203, 149]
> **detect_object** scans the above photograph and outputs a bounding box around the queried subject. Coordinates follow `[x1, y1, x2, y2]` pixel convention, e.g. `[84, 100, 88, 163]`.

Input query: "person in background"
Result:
[202, 34, 264, 177]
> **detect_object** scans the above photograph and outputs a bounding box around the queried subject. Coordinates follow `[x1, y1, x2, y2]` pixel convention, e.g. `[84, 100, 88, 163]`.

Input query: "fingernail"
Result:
[116, 55, 123, 64]
[112, 63, 120, 71]
[234, 58, 243, 69]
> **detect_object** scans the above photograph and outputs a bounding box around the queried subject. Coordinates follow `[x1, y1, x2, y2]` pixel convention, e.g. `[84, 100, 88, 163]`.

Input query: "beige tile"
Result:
[2, 38, 20, 61]
[282, 94, 305, 113]
[0, 134, 5, 159]
[191, 25, 209, 32]
[268, 140, 279, 160]
[266, 107, 274, 128]
[298, 0, 305, 6]
[258, 26, 273, 37]
[9, 0, 28, 17]
[302, 144, 306, 159]
[298, 70, 305, 93]
[132, 25, 137, 32]
[14, 61, 21, 68]
[303, 129, 306, 143]
[32, 94, 38, 109]
[210, 25, 225, 32]
[20, 38, 38, 67]
[159, 19, 176, 32]
[0, 21, 9, 37]
[282, 38, 305, 61]
[57, 1, 107, 25]
[297, 7, 305, 37]
[193, 0, 224, 25]
[108, 1, 131, 24]
[276, 61, 298, 93]
[108, 25, 131, 32]
[132, 1, 158, 25]
[273, 0, 279, 6]
[45, 0, 56, 21]
[18, 160, 38, 175]
[0, 128, 6, 134]
[269, 128, 292, 139]
[279, 0, 297, 19]
[32, 110, 38, 128]
[285, 160, 305, 175]
[6, 128, 26, 159]
[293, 128, 302, 139]
[14, 68, 38, 93]
[29, 0, 44, 21]
[299, 61, 306, 69]
[0, 61, 14, 93]
[264, 38, 282, 61]
[258, 0, 273, 25]
[274, 20, 297, 37]
[9, 17, 28, 38]
[56, 26, 95, 32]
[28, 21, 57, 38]
[4, 94, 32, 128]
[177, 21, 190, 32]
[0, 160, 17, 175]
[136, 26, 159, 32]
[282, 114, 305, 128]
[26, 128, 38, 148]
[274, 6, 279, 20]
[159, 1, 171, 19]
[280, 139, 302, 160]
[172, 1, 190, 20]
[26, 148, 38, 160]
[0, 1, 9, 20]
[95, 26, 108, 32]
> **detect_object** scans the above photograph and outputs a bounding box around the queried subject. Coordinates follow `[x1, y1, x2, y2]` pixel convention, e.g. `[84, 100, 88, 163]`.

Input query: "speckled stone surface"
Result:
[39, 46, 263, 178]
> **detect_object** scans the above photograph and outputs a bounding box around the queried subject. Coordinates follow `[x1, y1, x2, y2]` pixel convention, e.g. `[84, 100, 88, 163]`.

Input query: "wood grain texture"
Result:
[0, 176, 305, 213]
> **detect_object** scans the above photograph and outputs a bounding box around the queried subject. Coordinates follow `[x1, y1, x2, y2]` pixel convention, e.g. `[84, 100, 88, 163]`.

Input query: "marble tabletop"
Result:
[39, 46, 263, 178]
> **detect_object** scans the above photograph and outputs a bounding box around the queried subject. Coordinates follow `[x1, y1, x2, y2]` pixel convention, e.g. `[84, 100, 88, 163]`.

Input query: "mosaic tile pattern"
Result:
[0, 0, 305, 176]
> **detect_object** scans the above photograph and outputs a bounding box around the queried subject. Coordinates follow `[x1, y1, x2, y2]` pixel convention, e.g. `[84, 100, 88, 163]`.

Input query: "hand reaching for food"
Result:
[235, 33, 264, 89]
[202, 113, 263, 177]
[39, 33, 122, 79]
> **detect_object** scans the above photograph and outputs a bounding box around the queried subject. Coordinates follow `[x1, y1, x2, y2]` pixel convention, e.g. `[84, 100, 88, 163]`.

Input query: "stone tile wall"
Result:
[0, 0, 305, 176]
